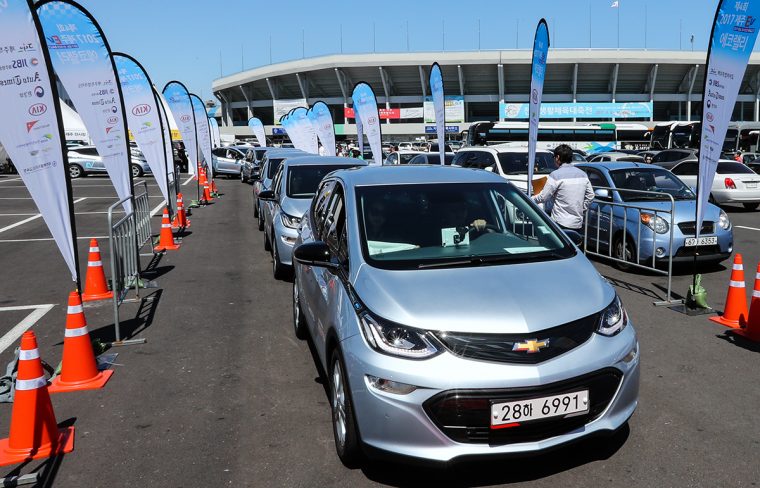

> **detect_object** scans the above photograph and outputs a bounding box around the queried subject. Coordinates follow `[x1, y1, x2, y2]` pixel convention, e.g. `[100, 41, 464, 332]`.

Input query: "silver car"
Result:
[68, 145, 151, 179]
[253, 149, 306, 230]
[292, 166, 639, 465]
[258, 156, 366, 279]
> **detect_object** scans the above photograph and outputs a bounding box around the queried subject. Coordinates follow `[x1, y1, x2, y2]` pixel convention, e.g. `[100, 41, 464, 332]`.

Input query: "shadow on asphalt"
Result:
[88, 289, 162, 344]
[604, 275, 663, 301]
[359, 424, 630, 487]
[719, 331, 760, 353]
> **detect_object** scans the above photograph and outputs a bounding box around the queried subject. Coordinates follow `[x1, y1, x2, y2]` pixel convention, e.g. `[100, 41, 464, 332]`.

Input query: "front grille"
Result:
[423, 368, 623, 445]
[433, 312, 599, 365]
[678, 221, 714, 235]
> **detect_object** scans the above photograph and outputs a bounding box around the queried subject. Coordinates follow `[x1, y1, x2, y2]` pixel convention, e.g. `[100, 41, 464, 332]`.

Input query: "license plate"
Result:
[747, 182, 758, 189]
[684, 236, 718, 247]
[491, 390, 589, 428]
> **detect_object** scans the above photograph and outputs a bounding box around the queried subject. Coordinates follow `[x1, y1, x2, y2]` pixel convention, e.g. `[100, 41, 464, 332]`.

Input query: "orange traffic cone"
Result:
[154, 208, 180, 252]
[0, 331, 74, 466]
[177, 193, 190, 228]
[710, 253, 749, 329]
[81, 239, 113, 302]
[734, 264, 760, 342]
[48, 292, 114, 393]
[202, 180, 213, 203]
[211, 178, 218, 195]
[199, 168, 208, 188]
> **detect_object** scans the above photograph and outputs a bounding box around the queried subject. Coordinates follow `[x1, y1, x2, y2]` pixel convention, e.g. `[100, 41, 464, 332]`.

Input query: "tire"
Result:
[264, 226, 271, 251]
[743, 202, 759, 211]
[253, 196, 259, 218]
[257, 205, 264, 231]
[240, 171, 247, 183]
[272, 240, 287, 280]
[613, 235, 636, 271]
[329, 348, 362, 468]
[293, 278, 308, 340]
[68, 164, 84, 179]
[131, 164, 143, 178]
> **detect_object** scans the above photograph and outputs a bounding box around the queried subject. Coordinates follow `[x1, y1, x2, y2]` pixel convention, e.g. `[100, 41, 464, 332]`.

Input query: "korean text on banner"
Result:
[191, 94, 213, 179]
[163, 81, 197, 176]
[697, 0, 760, 237]
[38, 0, 133, 212]
[429, 63, 446, 165]
[308, 102, 336, 156]
[247, 118, 266, 147]
[0, 0, 78, 281]
[352, 83, 382, 165]
[528, 19, 550, 196]
[114, 54, 170, 206]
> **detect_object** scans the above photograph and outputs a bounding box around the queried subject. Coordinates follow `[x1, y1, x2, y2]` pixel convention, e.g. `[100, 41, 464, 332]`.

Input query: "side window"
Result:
[582, 168, 608, 187]
[272, 165, 285, 198]
[672, 163, 698, 176]
[323, 186, 347, 264]
[312, 180, 336, 238]
[473, 152, 497, 169]
[452, 151, 470, 167]
[212, 148, 224, 157]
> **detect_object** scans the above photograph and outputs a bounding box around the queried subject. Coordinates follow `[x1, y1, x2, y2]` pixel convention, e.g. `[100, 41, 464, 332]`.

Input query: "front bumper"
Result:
[342, 322, 639, 462]
[273, 216, 298, 266]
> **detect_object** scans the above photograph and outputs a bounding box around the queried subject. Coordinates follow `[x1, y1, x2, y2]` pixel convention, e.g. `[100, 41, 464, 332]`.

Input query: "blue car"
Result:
[576, 162, 733, 268]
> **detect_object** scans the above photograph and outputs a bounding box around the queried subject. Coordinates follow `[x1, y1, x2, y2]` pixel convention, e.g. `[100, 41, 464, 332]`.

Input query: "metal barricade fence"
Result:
[133, 180, 152, 252]
[582, 186, 681, 306]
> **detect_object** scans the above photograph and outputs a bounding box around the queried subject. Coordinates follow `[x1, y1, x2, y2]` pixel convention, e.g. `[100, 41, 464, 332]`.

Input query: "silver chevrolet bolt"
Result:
[292, 165, 639, 466]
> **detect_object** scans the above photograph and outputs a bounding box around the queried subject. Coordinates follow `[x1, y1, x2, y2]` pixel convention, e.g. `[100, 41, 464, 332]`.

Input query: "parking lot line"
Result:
[0, 177, 21, 184]
[0, 235, 108, 243]
[0, 304, 55, 355]
[0, 196, 164, 200]
[183, 176, 195, 186]
[0, 197, 86, 234]
[735, 225, 760, 232]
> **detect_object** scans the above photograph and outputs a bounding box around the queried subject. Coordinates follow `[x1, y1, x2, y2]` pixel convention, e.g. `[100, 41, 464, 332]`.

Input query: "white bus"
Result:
[650, 121, 739, 154]
[464, 121, 619, 155]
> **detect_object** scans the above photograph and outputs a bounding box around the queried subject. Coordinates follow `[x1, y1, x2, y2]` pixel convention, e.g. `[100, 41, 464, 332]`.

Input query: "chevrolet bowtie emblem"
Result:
[512, 339, 549, 354]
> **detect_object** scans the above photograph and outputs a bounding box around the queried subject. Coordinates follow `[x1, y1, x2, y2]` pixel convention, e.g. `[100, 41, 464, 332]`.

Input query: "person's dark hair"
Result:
[553, 144, 573, 164]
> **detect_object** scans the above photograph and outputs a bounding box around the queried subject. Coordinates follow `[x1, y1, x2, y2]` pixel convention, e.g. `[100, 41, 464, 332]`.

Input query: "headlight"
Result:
[719, 209, 731, 230]
[597, 295, 628, 337]
[280, 213, 301, 229]
[640, 213, 669, 234]
[359, 313, 440, 359]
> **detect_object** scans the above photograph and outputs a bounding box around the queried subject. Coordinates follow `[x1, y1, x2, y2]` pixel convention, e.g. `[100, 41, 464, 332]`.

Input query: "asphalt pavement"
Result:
[0, 172, 758, 487]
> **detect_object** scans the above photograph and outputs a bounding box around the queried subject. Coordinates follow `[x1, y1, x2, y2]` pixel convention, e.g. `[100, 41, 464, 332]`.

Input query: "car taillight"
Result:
[725, 177, 737, 189]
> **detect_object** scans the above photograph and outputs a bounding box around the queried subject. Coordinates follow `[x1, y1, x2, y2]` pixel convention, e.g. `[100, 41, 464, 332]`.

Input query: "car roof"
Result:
[282, 156, 366, 167]
[333, 165, 506, 187]
[578, 161, 661, 171]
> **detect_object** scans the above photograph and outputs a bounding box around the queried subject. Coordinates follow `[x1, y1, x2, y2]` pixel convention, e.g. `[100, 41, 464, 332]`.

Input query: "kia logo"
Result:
[28, 103, 46, 116]
[132, 104, 151, 116]
[107, 116, 118, 125]
[706, 112, 714, 123]
[180, 115, 191, 123]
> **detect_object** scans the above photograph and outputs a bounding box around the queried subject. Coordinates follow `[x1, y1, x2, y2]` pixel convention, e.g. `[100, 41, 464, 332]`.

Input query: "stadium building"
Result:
[211, 49, 760, 140]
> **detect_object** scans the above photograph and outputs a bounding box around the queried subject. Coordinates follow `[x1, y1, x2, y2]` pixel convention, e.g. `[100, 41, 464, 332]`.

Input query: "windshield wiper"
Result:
[417, 251, 566, 269]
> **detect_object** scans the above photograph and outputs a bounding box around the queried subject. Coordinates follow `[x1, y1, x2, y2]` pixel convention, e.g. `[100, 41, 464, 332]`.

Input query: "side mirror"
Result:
[594, 188, 611, 200]
[293, 241, 339, 270]
[258, 190, 275, 201]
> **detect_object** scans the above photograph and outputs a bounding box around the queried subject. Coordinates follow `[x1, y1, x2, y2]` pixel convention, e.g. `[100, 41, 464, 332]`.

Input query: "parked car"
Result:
[384, 150, 422, 165]
[428, 142, 453, 153]
[577, 162, 733, 268]
[637, 150, 660, 164]
[453, 145, 557, 192]
[748, 161, 760, 174]
[241, 147, 270, 184]
[587, 152, 645, 163]
[292, 165, 639, 465]
[407, 152, 456, 165]
[738, 152, 760, 164]
[211, 147, 247, 178]
[649, 149, 696, 170]
[258, 155, 366, 278]
[670, 159, 760, 210]
[253, 149, 306, 230]
[67, 146, 151, 179]
[571, 152, 588, 163]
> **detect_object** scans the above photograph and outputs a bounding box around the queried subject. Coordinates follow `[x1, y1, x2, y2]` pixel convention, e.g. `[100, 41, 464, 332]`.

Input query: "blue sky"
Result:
[75, 0, 733, 104]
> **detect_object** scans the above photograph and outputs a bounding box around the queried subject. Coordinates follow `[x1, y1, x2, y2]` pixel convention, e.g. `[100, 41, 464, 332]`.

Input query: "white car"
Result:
[452, 145, 557, 192]
[671, 159, 760, 210]
[384, 150, 423, 165]
[211, 147, 246, 177]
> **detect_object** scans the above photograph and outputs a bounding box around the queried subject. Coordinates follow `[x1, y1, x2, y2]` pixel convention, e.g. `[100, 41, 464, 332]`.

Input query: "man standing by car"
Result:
[532, 144, 595, 233]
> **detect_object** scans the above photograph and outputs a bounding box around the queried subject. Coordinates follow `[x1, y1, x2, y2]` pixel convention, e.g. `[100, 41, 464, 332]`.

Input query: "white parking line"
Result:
[0, 177, 21, 184]
[0, 197, 85, 234]
[150, 201, 166, 217]
[0, 304, 56, 354]
[183, 175, 195, 186]
[0, 196, 164, 200]
[735, 225, 760, 232]
[0, 236, 108, 243]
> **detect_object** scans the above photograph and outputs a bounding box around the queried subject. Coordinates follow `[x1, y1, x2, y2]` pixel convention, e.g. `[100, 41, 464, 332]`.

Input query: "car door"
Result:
[265, 164, 285, 240]
[300, 179, 337, 331]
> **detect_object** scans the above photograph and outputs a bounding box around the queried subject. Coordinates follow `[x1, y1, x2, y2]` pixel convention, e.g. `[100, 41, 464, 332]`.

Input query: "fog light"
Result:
[366, 375, 417, 395]
[622, 342, 638, 363]
[655, 247, 666, 258]
[728, 244, 733, 253]
[281, 235, 296, 245]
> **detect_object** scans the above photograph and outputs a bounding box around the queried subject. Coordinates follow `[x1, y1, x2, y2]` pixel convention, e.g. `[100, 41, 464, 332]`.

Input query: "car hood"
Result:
[352, 253, 613, 334]
[280, 198, 311, 219]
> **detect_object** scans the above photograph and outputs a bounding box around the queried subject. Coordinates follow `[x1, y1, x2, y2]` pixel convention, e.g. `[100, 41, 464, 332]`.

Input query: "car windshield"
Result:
[255, 149, 267, 161]
[356, 182, 573, 270]
[267, 158, 285, 179]
[399, 153, 418, 164]
[497, 152, 557, 175]
[717, 161, 756, 174]
[287, 165, 349, 198]
[415, 154, 455, 165]
[609, 168, 695, 201]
